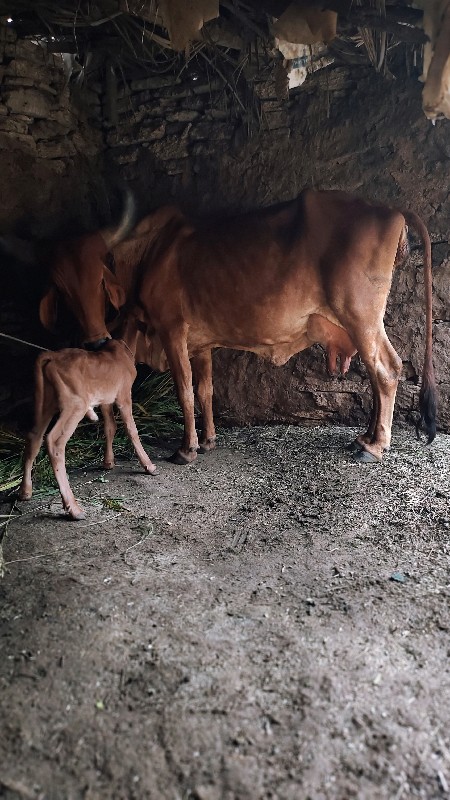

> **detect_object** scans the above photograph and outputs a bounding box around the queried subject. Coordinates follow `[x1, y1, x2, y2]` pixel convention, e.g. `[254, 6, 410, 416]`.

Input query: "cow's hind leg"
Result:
[101, 404, 117, 469]
[46, 407, 86, 520]
[346, 376, 380, 453]
[192, 350, 216, 454]
[347, 329, 402, 462]
[116, 393, 157, 475]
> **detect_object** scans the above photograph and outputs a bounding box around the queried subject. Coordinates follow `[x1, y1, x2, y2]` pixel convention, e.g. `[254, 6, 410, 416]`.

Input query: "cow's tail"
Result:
[101, 188, 136, 249]
[402, 210, 437, 444]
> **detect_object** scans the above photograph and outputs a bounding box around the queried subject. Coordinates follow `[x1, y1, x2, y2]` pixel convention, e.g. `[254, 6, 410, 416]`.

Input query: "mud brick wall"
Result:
[1, 21, 450, 434]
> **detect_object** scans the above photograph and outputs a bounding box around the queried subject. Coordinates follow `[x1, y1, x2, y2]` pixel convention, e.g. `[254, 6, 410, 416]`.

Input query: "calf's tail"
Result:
[33, 353, 52, 426]
[402, 210, 437, 443]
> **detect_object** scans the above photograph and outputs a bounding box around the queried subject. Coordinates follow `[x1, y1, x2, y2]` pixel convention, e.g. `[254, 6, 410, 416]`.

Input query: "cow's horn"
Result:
[101, 188, 136, 249]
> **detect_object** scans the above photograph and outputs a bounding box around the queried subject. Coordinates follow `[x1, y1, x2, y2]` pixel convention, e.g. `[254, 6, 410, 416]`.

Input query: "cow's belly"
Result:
[186, 305, 343, 365]
[234, 336, 311, 366]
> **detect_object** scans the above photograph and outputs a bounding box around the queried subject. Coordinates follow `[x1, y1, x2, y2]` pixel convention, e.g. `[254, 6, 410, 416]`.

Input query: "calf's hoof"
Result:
[144, 464, 157, 475]
[18, 487, 32, 501]
[103, 460, 115, 470]
[65, 503, 86, 521]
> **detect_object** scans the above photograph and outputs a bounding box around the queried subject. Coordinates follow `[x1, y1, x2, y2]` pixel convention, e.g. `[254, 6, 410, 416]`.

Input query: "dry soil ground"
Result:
[1, 424, 450, 800]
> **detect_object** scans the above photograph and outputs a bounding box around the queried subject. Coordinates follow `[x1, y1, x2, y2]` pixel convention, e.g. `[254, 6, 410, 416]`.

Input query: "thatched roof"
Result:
[0, 2, 430, 119]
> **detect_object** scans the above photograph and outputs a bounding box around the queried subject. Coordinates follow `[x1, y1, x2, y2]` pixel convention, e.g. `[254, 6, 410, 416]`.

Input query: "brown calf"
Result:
[19, 339, 156, 520]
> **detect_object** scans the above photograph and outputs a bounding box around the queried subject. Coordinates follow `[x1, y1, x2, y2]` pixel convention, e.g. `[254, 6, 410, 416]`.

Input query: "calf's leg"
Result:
[19, 409, 54, 500]
[101, 404, 117, 469]
[116, 393, 157, 474]
[46, 407, 87, 520]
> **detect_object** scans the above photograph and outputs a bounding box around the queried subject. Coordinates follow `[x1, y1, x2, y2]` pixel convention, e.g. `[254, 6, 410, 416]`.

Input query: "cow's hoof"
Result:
[353, 449, 381, 464]
[144, 464, 157, 475]
[103, 461, 115, 470]
[346, 439, 364, 452]
[169, 449, 197, 465]
[198, 438, 217, 454]
[18, 489, 32, 501]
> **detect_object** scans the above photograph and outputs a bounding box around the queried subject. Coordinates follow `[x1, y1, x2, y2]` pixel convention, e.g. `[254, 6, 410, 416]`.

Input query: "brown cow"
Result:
[38, 189, 436, 465]
[19, 331, 156, 521]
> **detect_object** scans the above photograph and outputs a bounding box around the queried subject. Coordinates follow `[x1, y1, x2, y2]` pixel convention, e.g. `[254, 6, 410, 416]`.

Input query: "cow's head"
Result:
[39, 190, 135, 346]
[39, 233, 127, 347]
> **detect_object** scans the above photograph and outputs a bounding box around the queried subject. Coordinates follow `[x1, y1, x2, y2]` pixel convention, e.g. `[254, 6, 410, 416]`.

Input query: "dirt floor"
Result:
[1, 423, 450, 800]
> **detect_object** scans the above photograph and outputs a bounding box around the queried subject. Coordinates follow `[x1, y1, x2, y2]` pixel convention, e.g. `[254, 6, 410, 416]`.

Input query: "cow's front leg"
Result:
[191, 350, 216, 453]
[162, 327, 199, 464]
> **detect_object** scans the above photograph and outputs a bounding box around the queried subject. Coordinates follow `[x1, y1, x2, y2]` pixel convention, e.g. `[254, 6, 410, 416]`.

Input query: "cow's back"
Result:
[161, 196, 319, 331]
[135, 189, 407, 354]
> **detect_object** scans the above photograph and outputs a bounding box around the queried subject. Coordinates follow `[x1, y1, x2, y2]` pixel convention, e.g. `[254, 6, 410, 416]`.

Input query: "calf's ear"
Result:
[39, 285, 58, 330]
[102, 266, 126, 310]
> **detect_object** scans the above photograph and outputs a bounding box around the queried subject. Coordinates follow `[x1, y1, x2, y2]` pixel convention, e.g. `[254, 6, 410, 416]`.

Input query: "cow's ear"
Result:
[102, 266, 126, 310]
[39, 285, 58, 330]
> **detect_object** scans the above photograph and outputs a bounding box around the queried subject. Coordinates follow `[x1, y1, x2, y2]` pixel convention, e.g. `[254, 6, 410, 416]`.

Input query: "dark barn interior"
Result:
[1, 3, 450, 798]
[1, 0, 450, 432]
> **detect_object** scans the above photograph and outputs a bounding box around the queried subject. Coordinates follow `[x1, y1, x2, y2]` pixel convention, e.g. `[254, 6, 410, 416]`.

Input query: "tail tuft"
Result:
[416, 382, 437, 444]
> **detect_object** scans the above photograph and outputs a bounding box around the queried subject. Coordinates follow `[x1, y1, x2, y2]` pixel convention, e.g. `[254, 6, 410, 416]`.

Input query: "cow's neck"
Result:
[116, 315, 139, 359]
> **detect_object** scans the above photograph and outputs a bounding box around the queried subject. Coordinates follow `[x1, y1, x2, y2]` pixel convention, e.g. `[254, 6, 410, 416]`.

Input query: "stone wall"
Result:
[1, 23, 450, 436]
[0, 26, 107, 238]
[0, 26, 106, 421]
[101, 67, 291, 214]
